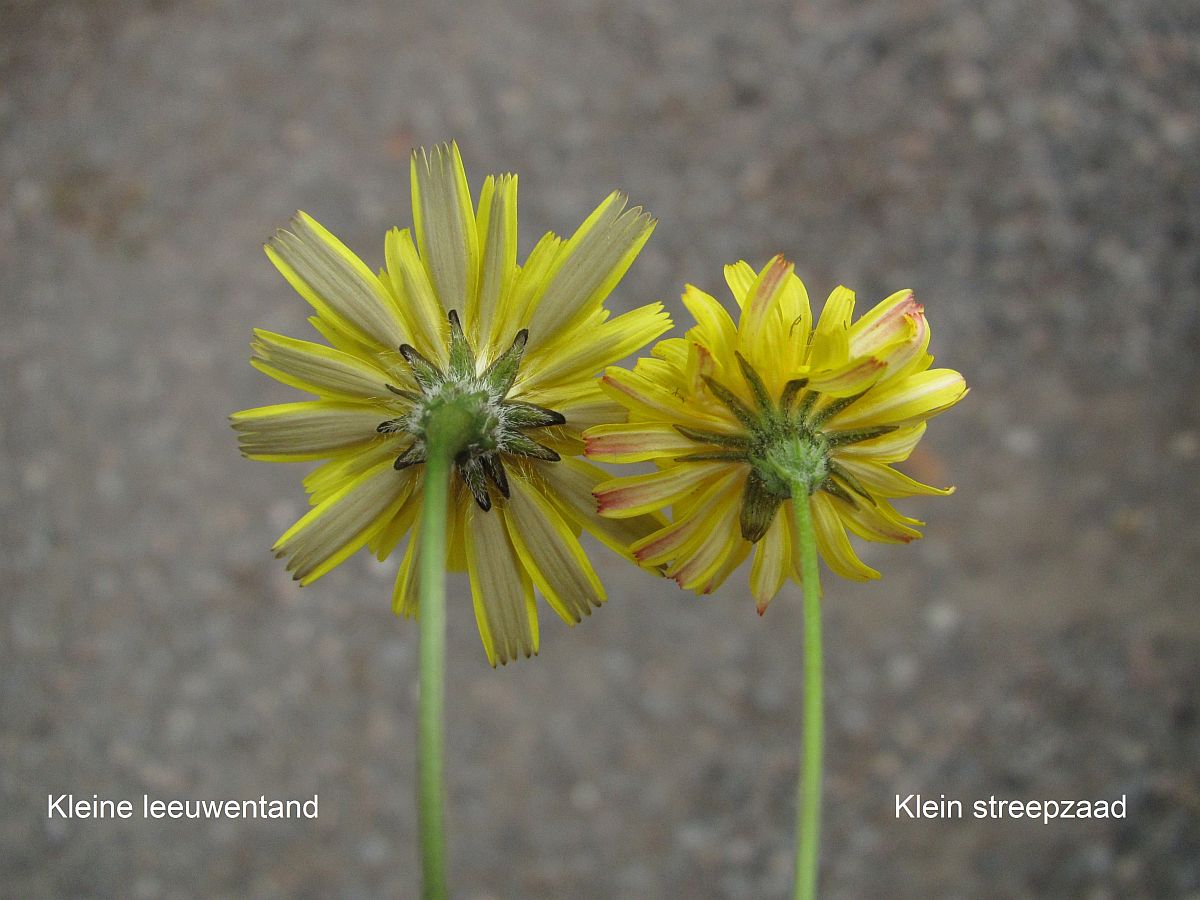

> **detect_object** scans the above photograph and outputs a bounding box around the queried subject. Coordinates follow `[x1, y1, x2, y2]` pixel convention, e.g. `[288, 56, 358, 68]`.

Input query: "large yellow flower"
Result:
[231, 143, 670, 664]
[585, 255, 967, 612]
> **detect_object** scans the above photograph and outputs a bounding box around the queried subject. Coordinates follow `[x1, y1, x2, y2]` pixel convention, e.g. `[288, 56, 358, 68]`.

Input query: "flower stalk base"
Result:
[417, 402, 479, 900]
[789, 475, 824, 900]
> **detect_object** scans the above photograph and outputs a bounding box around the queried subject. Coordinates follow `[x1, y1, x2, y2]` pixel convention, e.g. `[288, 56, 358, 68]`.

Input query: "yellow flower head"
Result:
[231, 143, 671, 664]
[586, 255, 967, 613]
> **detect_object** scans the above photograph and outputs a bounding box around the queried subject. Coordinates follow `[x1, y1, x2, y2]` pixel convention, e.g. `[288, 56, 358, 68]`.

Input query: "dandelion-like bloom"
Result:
[586, 255, 967, 612]
[231, 143, 670, 664]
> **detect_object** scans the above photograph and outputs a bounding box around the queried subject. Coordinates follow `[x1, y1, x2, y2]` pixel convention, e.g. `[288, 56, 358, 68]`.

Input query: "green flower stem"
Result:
[417, 403, 477, 900]
[790, 479, 824, 900]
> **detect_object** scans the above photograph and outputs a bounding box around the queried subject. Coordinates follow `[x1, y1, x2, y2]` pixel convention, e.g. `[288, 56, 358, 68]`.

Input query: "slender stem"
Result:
[417, 405, 475, 900]
[790, 479, 823, 900]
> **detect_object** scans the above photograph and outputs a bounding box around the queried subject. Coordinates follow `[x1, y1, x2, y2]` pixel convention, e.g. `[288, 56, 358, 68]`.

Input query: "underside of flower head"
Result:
[586, 255, 967, 613]
[379, 309, 567, 511]
[232, 142, 671, 664]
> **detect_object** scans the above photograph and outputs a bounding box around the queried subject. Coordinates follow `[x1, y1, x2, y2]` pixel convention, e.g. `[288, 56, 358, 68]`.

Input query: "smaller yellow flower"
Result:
[585, 255, 968, 613]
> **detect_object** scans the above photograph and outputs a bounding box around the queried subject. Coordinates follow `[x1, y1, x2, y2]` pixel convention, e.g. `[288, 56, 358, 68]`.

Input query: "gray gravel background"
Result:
[3, 0, 1198, 897]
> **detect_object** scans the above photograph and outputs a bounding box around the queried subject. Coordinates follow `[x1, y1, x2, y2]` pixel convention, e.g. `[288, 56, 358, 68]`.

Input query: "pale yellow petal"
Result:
[307, 314, 378, 361]
[467, 503, 538, 666]
[848, 289, 915, 356]
[473, 173, 518, 354]
[805, 354, 887, 398]
[303, 439, 404, 505]
[230, 401, 388, 461]
[367, 480, 422, 560]
[266, 213, 407, 350]
[445, 490, 470, 572]
[850, 290, 933, 383]
[392, 519, 422, 618]
[391, 493, 466, 616]
[777, 271, 813, 367]
[700, 538, 752, 596]
[532, 457, 667, 560]
[410, 142, 478, 320]
[274, 459, 410, 585]
[525, 192, 655, 349]
[503, 469, 605, 624]
[553, 396, 628, 436]
[385, 227, 448, 364]
[489, 232, 562, 358]
[650, 336, 691, 371]
[250, 329, 399, 401]
[520, 302, 672, 393]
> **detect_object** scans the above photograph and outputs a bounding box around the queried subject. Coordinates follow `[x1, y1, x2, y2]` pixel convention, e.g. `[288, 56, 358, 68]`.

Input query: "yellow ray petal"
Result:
[390, 493, 465, 615]
[306, 314, 379, 362]
[650, 337, 691, 373]
[809, 494, 879, 582]
[600, 366, 743, 434]
[594, 461, 729, 518]
[304, 439, 404, 505]
[667, 489, 743, 591]
[806, 285, 855, 371]
[367, 479, 422, 560]
[834, 457, 954, 497]
[851, 290, 934, 383]
[487, 232, 563, 361]
[833, 422, 927, 463]
[723, 260, 758, 307]
[827, 493, 923, 544]
[698, 538, 752, 596]
[630, 469, 743, 566]
[445, 488, 469, 572]
[682, 284, 738, 362]
[829, 369, 967, 430]
[737, 255, 794, 371]
[750, 508, 791, 614]
[777, 271, 813, 365]
[848, 289, 915, 355]
[551, 394, 628, 436]
[805, 354, 887, 398]
[583, 422, 699, 463]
